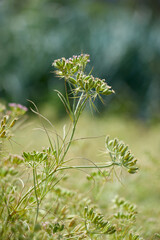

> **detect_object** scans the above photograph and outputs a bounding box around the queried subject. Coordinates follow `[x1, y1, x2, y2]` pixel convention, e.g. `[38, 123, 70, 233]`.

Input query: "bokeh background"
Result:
[0, 0, 160, 120]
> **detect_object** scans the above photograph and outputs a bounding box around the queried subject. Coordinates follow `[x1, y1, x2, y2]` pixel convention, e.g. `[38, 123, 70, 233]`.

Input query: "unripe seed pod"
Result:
[78, 79, 84, 89]
[0, 125, 5, 133]
[88, 77, 92, 84]
[1, 120, 4, 127]
[96, 85, 100, 93]
[107, 227, 116, 234]
[101, 83, 107, 89]
[66, 62, 70, 70]
[102, 89, 108, 94]
[68, 218, 76, 227]
[90, 211, 95, 220]
[124, 151, 131, 160]
[84, 206, 88, 217]
[73, 65, 79, 73]
[120, 146, 128, 156]
[38, 152, 43, 159]
[74, 224, 83, 232]
[113, 138, 118, 147]
[43, 154, 48, 161]
[100, 221, 108, 228]
[98, 217, 104, 224]
[127, 155, 134, 162]
[61, 206, 67, 215]
[118, 143, 124, 151]
[92, 214, 98, 223]
[132, 159, 137, 165]
[89, 208, 93, 218]
[23, 152, 28, 159]
[3, 116, 7, 124]
[108, 140, 114, 147]
[97, 215, 103, 221]
[69, 77, 77, 85]
[112, 146, 117, 152]
[128, 167, 138, 174]
[9, 118, 17, 128]
[61, 58, 66, 66]
[85, 82, 89, 91]
[55, 61, 61, 67]
[76, 71, 81, 80]
[0, 130, 6, 138]
[93, 81, 97, 88]
[105, 136, 109, 145]
[89, 80, 95, 89]
[102, 89, 113, 95]
[127, 159, 136, 166]
[84, 76, 90, 81]
[106, 89, 114, 95]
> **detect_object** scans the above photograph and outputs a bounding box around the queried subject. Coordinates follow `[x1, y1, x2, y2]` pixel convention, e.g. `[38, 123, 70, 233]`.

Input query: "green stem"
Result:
[60, 121, 76, 163]
[60, 93, 87, 163]
[14, 161, 117, 212]
[74, 93, 84, 116]
[56, 162, 119, 171]
[33, 166, 39, 226]
[14, 166, 58, 210]
[15, 94, 87, 212]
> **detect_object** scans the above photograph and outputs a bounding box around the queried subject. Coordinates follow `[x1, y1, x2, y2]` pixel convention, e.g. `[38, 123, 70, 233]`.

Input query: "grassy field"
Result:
[11, 111, 160, 239]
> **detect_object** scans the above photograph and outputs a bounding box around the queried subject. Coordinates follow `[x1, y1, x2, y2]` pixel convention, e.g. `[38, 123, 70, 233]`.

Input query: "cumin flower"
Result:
[8, 103, 28, 116]
[53, 54, 114, 98]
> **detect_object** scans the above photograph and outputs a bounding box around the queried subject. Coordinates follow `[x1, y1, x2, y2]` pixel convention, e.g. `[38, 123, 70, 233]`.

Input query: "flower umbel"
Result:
[8, 103, 28, 116]
[105, 136, 139, 174]
[52, 54, 114, 100]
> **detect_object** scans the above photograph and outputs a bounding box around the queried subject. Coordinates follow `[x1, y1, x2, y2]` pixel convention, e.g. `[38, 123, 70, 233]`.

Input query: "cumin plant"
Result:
[0, 54, 148, 240]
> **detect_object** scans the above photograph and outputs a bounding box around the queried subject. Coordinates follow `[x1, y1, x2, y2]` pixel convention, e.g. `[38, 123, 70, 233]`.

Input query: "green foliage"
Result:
[84, 206, 116, 235]
[111, 196, 144, 240]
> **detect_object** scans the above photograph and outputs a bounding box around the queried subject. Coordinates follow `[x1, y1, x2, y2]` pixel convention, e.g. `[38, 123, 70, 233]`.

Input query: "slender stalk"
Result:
[60, 121, 76, 164]
[14, 92, 92, 213]
[14, 161, 118, 212]
[14, 166, 58, 210]
[56, 162, 119, 171]
[60, 93, 86, 163]
[33, 166, 39, 226]
[74, 93, 84, 116]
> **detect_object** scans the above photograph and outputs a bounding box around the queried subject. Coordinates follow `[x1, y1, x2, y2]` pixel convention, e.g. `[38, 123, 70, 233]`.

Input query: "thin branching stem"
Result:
[33, 165, 39, 226]
[56, 162, 120, 171]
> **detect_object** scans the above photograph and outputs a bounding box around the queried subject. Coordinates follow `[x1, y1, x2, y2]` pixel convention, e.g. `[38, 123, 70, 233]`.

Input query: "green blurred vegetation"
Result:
[0, 0, 160, 119]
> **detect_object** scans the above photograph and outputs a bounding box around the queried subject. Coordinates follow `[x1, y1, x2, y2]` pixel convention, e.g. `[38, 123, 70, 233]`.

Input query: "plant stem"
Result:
[14, 166, 58, 210]
[60, 121, 76, 163]
[33, 166, 39, 226]
[14, 161, 118, 212]
[15, 93, 88, 212]
[60, 93, 86, 163]
[56, 162, 119, 171]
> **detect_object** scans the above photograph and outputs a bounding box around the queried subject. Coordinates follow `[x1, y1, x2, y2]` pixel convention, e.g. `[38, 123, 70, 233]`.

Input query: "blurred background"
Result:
[0, 0, 160, 120]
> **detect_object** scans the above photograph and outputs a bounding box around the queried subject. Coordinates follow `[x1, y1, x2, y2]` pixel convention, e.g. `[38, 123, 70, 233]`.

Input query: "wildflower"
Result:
[8, 103, 28, 116]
